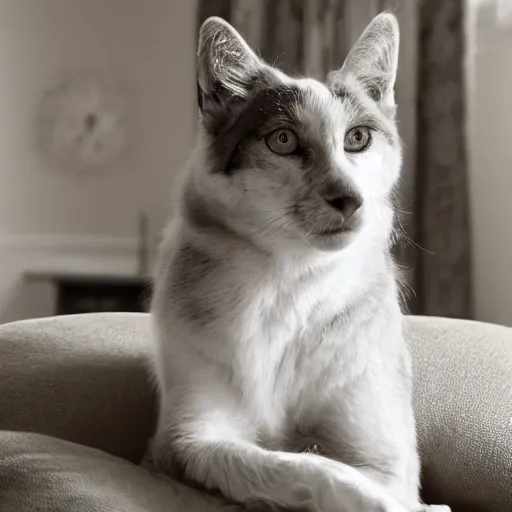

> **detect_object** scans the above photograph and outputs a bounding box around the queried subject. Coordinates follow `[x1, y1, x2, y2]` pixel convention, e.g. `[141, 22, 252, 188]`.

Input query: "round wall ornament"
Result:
[38, 73, 127, 170]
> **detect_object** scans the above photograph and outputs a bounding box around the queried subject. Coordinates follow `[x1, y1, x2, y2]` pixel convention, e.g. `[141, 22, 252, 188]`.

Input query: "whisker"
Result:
[380, 197, 434, 256]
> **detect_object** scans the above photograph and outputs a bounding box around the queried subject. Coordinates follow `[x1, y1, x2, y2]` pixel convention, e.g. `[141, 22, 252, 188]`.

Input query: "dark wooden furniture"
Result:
[26, 273, 151, 315]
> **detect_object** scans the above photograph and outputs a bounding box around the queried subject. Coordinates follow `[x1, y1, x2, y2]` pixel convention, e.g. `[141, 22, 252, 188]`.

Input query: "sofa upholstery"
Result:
[0, 313, 510, 512]
[0, 431, 229, 512]
[0, 313, 156, 464]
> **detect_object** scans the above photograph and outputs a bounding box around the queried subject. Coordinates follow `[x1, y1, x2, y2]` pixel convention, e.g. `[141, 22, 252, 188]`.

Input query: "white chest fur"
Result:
[153, 231, 400, 449]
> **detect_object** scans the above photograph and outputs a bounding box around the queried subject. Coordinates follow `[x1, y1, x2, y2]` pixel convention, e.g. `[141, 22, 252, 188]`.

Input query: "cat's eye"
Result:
[344, 126, 372, 153]
[265, 129, 298, 156]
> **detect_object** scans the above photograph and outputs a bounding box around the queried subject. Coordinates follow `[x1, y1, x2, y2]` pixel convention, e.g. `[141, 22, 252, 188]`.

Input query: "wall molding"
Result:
[0, 233, 138, 249]
[0, 233, 142, 276]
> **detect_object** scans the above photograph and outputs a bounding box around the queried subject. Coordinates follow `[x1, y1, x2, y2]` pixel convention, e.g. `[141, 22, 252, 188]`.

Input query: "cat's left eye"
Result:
[344, 126, 372, 153]
[265, 129, 298, 156]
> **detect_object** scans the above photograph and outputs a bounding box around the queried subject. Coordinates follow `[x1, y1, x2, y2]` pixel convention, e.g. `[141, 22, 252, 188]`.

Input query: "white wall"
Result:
[469, 11, 512, 326]
[0, 0, 197, 323]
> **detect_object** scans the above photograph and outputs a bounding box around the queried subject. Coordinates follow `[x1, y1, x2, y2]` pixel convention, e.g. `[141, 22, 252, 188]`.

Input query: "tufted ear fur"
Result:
[197, 17, 264, 133]
[329, 13, 399, 116]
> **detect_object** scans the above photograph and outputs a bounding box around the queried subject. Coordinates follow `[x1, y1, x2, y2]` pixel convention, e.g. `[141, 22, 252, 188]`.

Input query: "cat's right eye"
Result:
[265, 129, 298, 156]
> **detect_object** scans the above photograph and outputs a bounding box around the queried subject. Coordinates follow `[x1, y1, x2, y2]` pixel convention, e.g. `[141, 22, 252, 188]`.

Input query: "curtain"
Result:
[415, 0, 472, 318]
[197, 0, 472, 319]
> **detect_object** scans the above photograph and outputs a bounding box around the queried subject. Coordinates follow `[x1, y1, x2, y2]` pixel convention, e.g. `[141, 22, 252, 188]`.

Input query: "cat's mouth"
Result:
[314, 209, 364, 238]
[315, 225, 352, 237]
[315, 224, 354, 237]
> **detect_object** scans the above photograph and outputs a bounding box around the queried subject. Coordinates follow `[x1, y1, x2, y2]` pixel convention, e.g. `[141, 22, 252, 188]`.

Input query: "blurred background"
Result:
[0, 0, 509, 327]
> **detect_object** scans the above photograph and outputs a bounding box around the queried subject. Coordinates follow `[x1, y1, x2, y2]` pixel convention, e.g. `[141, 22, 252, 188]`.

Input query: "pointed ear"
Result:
[329, 13, 399, 114]
[197, 17, 263, 132]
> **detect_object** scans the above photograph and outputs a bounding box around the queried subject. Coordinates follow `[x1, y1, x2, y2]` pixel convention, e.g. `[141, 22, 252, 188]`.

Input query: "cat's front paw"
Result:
[290, 472, 407, 512]
[416, 507, 451, 512]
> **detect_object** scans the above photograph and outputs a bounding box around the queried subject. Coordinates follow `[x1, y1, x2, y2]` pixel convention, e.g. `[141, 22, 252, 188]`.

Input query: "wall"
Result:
[469, 6, 512, 326]
[0, 0, 197, 323]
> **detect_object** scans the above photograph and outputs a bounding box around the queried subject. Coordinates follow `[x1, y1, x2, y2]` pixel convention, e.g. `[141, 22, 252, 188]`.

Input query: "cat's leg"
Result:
[302, 372, 450, 512]
[151, 394, 407, 512]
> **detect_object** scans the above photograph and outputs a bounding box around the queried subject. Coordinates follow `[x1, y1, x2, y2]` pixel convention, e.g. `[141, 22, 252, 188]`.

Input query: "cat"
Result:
[148, 12, 450, 512]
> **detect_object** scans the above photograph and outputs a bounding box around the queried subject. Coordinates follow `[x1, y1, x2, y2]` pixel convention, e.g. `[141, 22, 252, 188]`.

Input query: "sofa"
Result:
[0, 313, 510, 512]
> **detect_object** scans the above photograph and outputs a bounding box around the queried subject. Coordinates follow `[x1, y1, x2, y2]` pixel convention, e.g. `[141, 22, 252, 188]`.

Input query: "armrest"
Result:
[405, 316, 512, 511]
[0, 313, 157, 463]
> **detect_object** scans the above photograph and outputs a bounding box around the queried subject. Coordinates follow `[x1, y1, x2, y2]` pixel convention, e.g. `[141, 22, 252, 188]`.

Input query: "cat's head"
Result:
[184, 14, 401, 254]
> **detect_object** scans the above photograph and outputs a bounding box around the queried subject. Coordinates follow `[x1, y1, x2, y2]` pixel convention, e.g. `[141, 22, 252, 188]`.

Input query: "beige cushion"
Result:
[0, 431, 232, 512]
[406, 316, 512, 510]
[0, 313, 157, 464]
[0, 313, 511, 511]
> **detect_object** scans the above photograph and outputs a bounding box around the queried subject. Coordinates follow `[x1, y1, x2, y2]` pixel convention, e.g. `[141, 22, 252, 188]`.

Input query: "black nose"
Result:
[324, 194, 363, 220]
